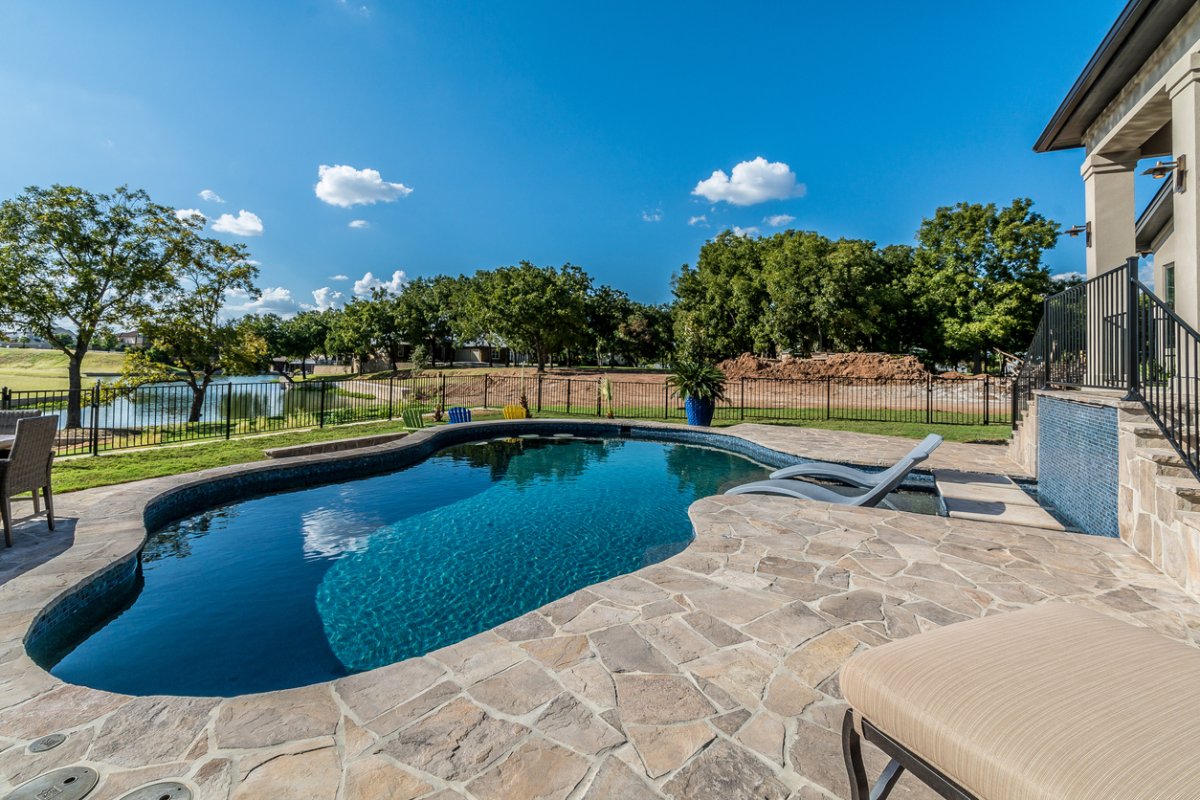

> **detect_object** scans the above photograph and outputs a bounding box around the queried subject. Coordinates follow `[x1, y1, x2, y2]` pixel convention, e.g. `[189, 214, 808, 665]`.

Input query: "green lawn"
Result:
[0, 349, 127, 391]
[53, 412, 1011, 495]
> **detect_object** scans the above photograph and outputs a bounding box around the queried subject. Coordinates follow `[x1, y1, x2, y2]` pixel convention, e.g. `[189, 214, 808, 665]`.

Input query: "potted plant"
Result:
[667, 361, 726, 426]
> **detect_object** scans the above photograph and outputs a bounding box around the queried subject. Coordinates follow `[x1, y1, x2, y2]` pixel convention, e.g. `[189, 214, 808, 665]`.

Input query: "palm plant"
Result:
[667, 361, 727, 426]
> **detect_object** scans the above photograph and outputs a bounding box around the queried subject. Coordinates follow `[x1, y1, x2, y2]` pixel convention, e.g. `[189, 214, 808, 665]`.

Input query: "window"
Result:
[1165, 262, 1176, 310]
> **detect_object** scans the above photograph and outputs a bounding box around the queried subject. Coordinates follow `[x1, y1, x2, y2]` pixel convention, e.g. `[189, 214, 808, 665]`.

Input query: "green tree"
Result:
[0, 185, 182, 426]
[909, 198, 1059, 366]
[585, 285, 634, 366]
[672, 231, 770, 359]
[469, 262, 591, 372]
[617, 303, 674, 366]
[277, 311, 330, 377]
[124, 236, 264, 422]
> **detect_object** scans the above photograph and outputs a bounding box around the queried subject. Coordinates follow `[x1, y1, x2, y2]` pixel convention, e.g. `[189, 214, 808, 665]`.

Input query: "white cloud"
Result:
[175, 208, 206, 223]
[348, 219, 370, 229]
[764, 214, 795, 227]
[211, 210, 264, 237]
[688, 215, 709, 227]
[641, 208, 663, 223]
[315, 164, 412, 208]
[328, 274, 350, 281]
[225, 286, 298, 317]
[692, 157, 805, 206]
[353, 269, 408, 296]
[731, 226, 760, 238]
[199, 189, 225, 203]
[312, 287, 345, 310]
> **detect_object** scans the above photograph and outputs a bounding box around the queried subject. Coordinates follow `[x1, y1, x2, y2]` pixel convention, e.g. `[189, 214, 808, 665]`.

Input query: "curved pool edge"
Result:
[8, 418, 829, 704]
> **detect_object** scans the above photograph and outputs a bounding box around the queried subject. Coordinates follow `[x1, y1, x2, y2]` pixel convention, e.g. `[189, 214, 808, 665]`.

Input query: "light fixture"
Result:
[1062, 221, 1092, 247]
[1142, 154, 1187, 192]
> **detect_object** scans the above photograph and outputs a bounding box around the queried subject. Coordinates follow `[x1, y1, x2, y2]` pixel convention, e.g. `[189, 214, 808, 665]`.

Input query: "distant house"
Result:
[116, 331, 145, 348]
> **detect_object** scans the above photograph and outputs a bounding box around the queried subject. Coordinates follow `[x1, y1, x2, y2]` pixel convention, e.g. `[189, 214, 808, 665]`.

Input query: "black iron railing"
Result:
[2, 371, 1012, 458]
[1015, 256, 1200, 479]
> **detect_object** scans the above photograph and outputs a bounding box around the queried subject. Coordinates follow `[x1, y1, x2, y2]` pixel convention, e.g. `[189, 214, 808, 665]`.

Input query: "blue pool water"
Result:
[43, 436, 771, 696]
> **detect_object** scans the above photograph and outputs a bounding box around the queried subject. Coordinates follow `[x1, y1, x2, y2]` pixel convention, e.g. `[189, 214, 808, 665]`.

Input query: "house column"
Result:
[1082, 151, 1139, 278]
[1169, 54, 1200, 328]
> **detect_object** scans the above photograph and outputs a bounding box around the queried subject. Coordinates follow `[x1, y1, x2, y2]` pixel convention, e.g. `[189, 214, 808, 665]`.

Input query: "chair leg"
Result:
[843, 709, 871, 800]
[31, 490, 39, 515]
[843, 710, 907, 800]
[43, 485, 54, 531]
[0, 496, 11, 548]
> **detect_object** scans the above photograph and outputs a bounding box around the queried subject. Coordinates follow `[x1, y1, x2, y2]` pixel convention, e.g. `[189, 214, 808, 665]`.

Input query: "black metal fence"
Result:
[1014, 256, 1200, 479]
[2, 371, 1012, 458]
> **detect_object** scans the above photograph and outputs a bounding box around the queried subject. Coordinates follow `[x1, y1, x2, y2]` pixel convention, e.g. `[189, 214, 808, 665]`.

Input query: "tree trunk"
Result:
[187, 381, 208, 424]
[536, 348, 547, 373]
[66, 352, 85, 429]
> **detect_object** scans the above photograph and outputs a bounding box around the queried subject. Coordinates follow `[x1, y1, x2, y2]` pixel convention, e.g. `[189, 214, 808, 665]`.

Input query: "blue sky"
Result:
[0, 0, 1133, 312]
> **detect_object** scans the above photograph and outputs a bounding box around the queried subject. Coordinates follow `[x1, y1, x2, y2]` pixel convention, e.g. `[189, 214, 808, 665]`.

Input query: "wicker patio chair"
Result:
[0, 410, 41, 436]
[0, 415, 58, 547]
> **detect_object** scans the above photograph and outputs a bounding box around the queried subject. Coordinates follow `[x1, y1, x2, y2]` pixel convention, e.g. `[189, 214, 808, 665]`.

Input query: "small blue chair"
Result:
[447, 406, 472, 424]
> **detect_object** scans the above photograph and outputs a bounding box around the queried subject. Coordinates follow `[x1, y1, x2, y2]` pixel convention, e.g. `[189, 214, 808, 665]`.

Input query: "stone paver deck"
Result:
[0, 422, 1195, 799]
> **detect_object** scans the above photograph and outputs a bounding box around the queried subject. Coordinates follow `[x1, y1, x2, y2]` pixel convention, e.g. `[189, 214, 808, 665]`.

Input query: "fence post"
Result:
[1, 387, 8, 410]
[1042, 296, 1052, 387]
[566, 380, 572, 414]
[1124, 255, 1141, 400]
[224, 382, 234, 439]
[825, 377, 831, 420]
[440, 372, 447, 411]
[1011, 378, 1019, 430]
[318, 381, 327, 428]
[596, 378, 602, 417]
[483, 374, 489, 409]
[983, 376, 989, 425]
[536, 374, 543, 413]
[388, 376, 394, 420]
[90, 380, 101, 456]
[926, 375, 933, 424]
[739, 378, 746, 421]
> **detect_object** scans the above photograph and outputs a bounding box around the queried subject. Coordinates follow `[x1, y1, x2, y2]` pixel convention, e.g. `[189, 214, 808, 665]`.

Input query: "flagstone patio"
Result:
[0, 424, 1197, 799]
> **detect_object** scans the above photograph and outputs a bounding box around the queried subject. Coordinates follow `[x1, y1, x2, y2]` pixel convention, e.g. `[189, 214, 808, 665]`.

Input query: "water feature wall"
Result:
[1036, 394, 1119, 537]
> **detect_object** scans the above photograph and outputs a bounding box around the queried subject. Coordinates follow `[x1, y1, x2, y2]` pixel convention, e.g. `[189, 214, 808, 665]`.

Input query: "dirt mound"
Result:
[718, 352, 932, 381]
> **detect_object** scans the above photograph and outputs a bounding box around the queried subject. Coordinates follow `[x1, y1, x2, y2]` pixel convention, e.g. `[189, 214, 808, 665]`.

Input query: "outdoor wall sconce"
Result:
[1142, 154, 1187, 192]
[1063, 222, 1092, 247]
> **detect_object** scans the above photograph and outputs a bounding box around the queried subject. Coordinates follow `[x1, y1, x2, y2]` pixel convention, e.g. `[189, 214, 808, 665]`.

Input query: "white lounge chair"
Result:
[768, 434, 942, 488]
[726, 451, 928, 508]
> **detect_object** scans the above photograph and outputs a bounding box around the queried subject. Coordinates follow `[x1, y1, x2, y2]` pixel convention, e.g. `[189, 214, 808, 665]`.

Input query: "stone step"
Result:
[1153, 474, 1200, 509]
[933, 469, 1065, 532]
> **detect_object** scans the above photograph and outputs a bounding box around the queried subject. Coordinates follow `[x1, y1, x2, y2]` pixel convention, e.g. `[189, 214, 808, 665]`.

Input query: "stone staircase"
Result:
[1119, 407, 1200, 596]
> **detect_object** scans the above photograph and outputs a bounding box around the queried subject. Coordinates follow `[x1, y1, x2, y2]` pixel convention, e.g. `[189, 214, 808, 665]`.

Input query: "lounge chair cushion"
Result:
[840, 603, 1200, 800]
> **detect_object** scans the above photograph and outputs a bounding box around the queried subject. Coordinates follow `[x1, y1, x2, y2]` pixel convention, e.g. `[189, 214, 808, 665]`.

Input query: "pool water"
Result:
[44, 436, 772, 696]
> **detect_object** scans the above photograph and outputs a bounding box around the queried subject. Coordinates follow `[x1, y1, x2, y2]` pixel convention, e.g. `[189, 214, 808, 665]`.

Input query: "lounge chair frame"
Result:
[842, 710, 978, 800]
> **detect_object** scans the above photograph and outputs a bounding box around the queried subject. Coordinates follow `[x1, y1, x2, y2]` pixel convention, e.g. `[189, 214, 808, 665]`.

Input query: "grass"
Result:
[52, 411, 1012, 495]
[0, 349, 127, 391]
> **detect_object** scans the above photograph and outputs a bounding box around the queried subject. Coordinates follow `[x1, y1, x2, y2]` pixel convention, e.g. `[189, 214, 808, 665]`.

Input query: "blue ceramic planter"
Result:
[685, 396, 715, 426]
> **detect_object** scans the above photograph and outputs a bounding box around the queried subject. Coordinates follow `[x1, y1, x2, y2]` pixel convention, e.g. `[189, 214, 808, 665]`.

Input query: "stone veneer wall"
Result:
[1117, 403, 1200, 597]
[1036, 395, 1120, 537]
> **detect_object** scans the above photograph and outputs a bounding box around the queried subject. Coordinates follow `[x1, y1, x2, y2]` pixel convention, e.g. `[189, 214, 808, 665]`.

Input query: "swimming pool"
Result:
[40, 435, 775, 695]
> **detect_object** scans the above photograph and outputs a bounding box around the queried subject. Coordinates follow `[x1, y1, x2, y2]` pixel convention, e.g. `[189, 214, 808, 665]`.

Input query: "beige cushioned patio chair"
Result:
[0, 415, 57, 547]
[839, 603, 1200, 800]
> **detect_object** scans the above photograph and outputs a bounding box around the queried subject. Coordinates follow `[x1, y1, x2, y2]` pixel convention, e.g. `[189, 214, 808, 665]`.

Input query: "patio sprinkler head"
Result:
[4, 766, 98, 800]
[27, 732, 67, 752]
[115, 782, 192, 800]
